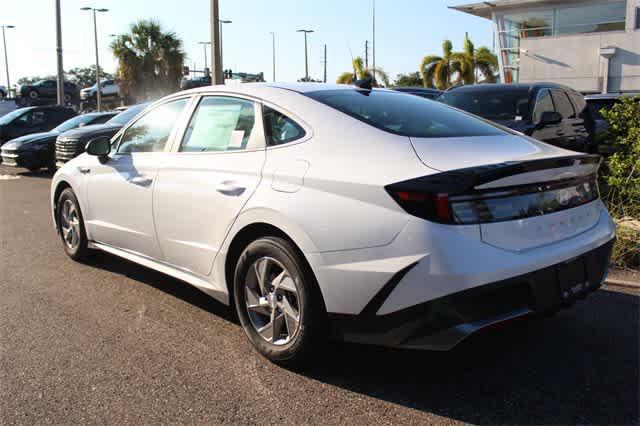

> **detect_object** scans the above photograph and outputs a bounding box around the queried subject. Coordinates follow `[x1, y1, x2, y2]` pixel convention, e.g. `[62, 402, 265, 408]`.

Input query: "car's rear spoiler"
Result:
[390, 154, 601, 195]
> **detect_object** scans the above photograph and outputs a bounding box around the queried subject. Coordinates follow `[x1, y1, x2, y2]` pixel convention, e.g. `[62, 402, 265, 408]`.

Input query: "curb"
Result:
[605, 278, 640, 289]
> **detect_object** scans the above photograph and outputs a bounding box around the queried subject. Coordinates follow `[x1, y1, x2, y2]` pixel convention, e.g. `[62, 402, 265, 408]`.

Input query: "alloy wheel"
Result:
[244, 256, 301, 345]
[60, 199, 80, 250]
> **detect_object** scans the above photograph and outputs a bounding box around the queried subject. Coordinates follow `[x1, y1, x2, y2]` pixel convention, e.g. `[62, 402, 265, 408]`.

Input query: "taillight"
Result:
[386, 175, 598, 225]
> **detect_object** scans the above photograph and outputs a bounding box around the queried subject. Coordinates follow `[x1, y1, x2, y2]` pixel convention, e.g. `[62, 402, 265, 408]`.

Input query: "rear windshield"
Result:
[305, 89, 506, 138]
[586, 99, 616, 121]
[438, 89, 531, 121]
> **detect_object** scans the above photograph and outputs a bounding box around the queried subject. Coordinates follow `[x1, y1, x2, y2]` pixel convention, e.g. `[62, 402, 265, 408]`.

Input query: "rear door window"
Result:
[263, 106, 305, 146]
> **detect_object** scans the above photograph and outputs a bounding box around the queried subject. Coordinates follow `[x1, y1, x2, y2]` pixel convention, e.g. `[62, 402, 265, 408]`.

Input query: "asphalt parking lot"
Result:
[1, 165, 638, 425]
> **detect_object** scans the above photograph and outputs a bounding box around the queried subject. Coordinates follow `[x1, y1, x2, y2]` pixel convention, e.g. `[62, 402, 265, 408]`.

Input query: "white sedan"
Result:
[51, 83, 616, 364]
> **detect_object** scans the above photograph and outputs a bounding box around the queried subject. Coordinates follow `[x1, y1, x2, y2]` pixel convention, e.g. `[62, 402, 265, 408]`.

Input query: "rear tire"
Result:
[233, 237, 327, 366]
[28, 90, 38, 100]
[56, 188, 90, 261]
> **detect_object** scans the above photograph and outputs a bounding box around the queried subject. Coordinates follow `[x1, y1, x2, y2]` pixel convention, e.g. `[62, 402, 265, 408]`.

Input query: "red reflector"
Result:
[435, 193, 451, 221]
[396, 191, 428, 202]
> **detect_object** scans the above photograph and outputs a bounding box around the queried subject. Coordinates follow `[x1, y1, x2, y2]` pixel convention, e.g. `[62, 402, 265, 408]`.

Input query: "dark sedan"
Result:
[55, 103, 149, 168]
[1, 112, 116, 172]
[18, 80, 80, 105]
[0, 106, 77, 146]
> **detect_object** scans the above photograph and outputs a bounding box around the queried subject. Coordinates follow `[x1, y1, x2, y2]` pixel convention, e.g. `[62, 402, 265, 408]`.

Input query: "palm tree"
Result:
[458, 33, 498, 84]
[336, 56, 389, 86]
[420, 40, 464, 89]
[111, 20, 185, 102]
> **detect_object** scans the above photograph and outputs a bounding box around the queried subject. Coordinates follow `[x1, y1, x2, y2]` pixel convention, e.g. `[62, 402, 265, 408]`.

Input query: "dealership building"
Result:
[451, 0, 640, 93]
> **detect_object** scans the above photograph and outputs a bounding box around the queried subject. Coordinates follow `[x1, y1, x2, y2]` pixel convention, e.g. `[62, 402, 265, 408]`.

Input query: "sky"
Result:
[0, 0, 493, 86]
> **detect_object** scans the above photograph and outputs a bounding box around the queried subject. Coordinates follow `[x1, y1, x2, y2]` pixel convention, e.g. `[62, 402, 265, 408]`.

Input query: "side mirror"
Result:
[86, 136, 111, 158]
[539, 111, 562, 126]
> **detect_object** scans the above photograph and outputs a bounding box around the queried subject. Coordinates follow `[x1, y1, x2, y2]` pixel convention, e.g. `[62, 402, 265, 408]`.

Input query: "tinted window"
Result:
[0, 108, 30, 125]
[307, 90, 506, 138]
[438, 89, 530, 121]
[31, 111, 47, 125]
[551, 90, 576, 119]
[180, 97, 258, 152]
[263, 106, 305, 146]
[533, 89, 555, 123]
[54, 113, 112, 133]
[117, 99, 188, 154]
[587, 99, 616, 121]
[106, 103, 149, 126]
[568, 92, 588, 119]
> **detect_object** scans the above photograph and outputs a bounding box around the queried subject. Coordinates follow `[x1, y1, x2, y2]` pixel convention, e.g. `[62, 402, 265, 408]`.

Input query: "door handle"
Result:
[77, 166, 91, 174]
[129, 175, 154, 187]
[216, 181, 246, 196]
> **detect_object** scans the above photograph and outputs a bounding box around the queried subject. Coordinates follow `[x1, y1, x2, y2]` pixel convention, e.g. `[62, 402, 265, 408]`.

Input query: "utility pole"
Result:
[55, 0, 65, 106]
[372, 0, 376, 83]
[269, 32, 276, 82]
[199, 41, 211, 72]
[1, 25, 14, 98]
[297, 29, 314, 81]
[323, 44, 327, 83]
[81, 7, 109, 111]
[210, 0, 223, 84]
[219, 20, 231, 72]
[365, 40, 368, 69]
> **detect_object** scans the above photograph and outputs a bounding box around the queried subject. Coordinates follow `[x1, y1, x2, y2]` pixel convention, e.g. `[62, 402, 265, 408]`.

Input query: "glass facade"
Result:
[496, 1, 627, 82]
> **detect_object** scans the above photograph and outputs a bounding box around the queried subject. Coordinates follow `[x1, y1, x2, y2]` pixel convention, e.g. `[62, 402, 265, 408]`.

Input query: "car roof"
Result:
[584, 93, 639, 100]
[445, 82, 574, 93]
[393, 87, 442, 93]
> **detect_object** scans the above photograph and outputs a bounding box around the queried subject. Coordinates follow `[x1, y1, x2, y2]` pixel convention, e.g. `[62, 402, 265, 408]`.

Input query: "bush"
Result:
[599, 97, 640, 218]
[599, 97, 640, 269]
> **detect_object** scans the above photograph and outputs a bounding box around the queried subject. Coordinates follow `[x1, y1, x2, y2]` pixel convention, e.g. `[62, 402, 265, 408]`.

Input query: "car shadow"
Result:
[84, 252, 238, 325]
[81, 252, 639, 424]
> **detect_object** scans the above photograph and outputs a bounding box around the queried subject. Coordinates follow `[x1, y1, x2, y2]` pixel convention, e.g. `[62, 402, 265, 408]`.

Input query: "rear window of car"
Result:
[305, 89, 506, 138]
[586, 99, 617, 120]
[438, 88, 531, 121]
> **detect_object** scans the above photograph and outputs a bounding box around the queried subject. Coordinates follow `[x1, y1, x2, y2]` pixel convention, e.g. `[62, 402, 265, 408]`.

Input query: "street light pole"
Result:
[269, 32, 276, 82]
[55, 0, 65, 105]
[210, 0, 223, 84]
[81, 7, 109, 111]
[297, 29, 314, 81]
[219, 20, 231, 72]
[198, 41, 211, 72]
[1, 24, 14, 98]
[372, 0, 376, 83]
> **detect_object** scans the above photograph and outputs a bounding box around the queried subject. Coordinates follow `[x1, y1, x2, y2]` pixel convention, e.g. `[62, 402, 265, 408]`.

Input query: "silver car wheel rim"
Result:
[244, 256, 301, 346]
[60, 199, 80, 250]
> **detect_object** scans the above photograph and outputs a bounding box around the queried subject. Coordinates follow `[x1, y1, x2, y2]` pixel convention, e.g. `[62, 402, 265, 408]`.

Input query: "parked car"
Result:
[585, 93, 639, 143]
[438, 83, 596, 152]
[180, 76, 211, 90]
[0, 85, 7, 99]
[1, 112, 115, 172]
[17, 80, 79, 105]
[0, 106, 76, 146]
[51, 83, 615, 364]
[80, 80, 120, 101]
[55, 103, 148, 168]
[392, 87, 442, 99]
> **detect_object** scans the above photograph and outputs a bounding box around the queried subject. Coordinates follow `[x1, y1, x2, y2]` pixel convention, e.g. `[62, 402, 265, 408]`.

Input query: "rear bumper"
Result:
[329, 238, 614, 350]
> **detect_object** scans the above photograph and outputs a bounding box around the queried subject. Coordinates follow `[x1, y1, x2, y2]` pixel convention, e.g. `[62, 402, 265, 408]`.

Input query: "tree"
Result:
[394, 72, 422, 87]
[111, 20, 185, 102]
[420, 40, 464, 89]
[66, 66, 114, 88]
[336, 56, 389, 86]
[457, 33, 498, 85]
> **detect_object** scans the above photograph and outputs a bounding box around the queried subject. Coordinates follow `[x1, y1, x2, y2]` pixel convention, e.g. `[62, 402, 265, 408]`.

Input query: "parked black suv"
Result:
[0, 106, 77, 146]
[55, 103, 148, 168]
[1, 112, 115, 172]
[17, 80, 79, 105]
[438, 83, 596, 152]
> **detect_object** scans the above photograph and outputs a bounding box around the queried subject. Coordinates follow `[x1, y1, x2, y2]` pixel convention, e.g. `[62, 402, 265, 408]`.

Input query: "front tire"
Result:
[56, 188, 90, 261]
[233, 237, 327, 366]
[28, 90, 38, 100]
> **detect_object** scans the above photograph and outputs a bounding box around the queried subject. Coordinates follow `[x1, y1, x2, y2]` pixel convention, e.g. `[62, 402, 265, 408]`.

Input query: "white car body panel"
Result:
[50, 82, 616, 350]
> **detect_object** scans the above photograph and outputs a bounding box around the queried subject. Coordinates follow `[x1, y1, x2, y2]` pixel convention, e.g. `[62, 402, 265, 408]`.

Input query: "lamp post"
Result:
[219, 20, 231, 72]
[1, 24, 15, 98]
[81, 7, 108, 111]
[296, 29, 314, 81]
[269, 32, 276, 82]
[210, 0, 222, 84]
[198, 41, 212, 74]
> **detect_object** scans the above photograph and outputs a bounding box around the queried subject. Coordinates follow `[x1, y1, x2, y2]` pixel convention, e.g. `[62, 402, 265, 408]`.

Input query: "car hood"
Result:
[3, 131, 59, 149]
[59, 123, 121, 140]
[409, 134, 574, 172]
